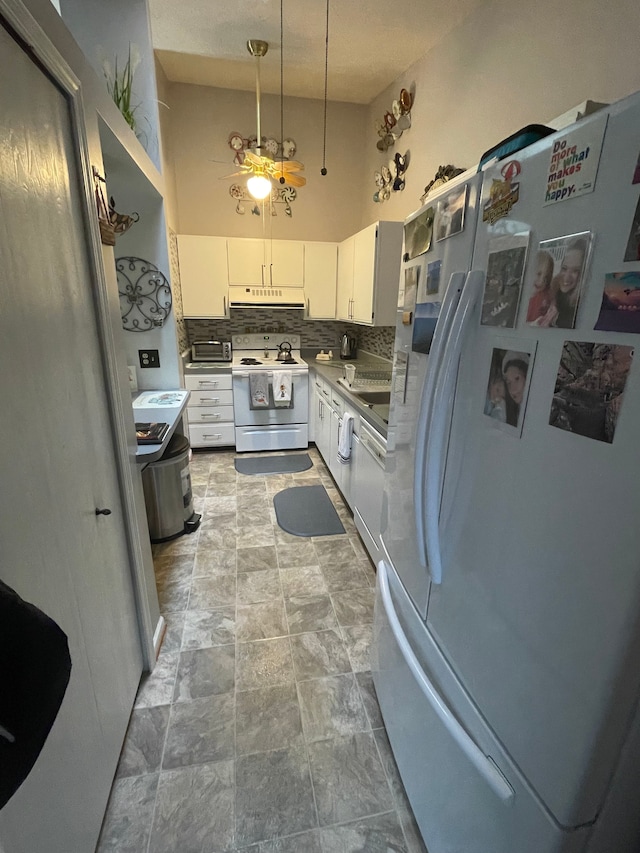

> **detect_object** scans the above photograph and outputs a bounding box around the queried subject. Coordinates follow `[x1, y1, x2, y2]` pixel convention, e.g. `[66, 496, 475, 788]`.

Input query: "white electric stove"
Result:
[231, 334, 309, 452]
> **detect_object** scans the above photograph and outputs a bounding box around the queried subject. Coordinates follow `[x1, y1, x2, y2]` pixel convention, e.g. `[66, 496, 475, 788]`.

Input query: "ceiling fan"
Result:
[222, 39, 306, 199]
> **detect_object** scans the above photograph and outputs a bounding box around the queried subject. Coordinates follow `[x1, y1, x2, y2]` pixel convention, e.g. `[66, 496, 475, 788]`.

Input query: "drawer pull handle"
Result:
[201, 414, 221, 419]
[202, 434, 222, 440]
[200, 397, 220, 403]
[199, 380, 219, 387]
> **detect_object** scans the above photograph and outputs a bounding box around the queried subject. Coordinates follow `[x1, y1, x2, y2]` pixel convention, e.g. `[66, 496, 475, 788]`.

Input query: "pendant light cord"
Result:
[279, 0, 285, 185]
[321, 0, 329, 175]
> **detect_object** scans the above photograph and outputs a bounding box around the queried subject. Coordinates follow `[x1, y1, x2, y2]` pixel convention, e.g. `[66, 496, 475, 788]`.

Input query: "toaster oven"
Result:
[191, 340, 232, 362]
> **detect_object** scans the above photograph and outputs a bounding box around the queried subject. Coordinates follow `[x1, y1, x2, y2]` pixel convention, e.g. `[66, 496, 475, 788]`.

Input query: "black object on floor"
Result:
[273, 485, 345, 537]
[235, 453, 313, 476]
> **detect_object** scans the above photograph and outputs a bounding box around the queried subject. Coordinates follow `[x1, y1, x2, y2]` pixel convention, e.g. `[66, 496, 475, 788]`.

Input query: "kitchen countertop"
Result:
[303, 352, 391, 438]
[132, 390, 190, 465]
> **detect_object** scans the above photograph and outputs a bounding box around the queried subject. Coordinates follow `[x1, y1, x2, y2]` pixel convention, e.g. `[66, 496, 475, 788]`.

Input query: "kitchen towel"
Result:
[337, 412, 354, 464]
[0, 579, 72, 809]
[249, 372, 269, 408]
[273, 370, 292, 408]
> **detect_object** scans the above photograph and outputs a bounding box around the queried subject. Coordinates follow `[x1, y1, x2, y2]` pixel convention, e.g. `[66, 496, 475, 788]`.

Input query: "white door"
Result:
[270, 240, 304, 286]
[227, 237, 266, 285]
[0, 22, 142, 853]
[177, 234, 228, 317]
[304, 242, 338, 319]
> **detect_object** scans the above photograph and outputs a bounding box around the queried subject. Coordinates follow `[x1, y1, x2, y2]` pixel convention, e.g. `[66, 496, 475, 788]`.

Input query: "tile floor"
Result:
[97, 446, 427, 853]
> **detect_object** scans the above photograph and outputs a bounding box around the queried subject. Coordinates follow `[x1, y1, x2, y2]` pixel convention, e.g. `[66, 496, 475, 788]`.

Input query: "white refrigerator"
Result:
[373, 91, 640, 853]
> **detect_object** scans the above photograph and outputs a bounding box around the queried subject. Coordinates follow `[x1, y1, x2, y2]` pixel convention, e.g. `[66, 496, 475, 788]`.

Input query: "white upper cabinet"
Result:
[227, 238, 303, 287]
[177, 235, 229, 318]
[337, 235, 355, 322]
[227, 238, 267, 286]
[304, 242, 338, 319]
[337, 221, 403, 327]
[270, 240, 304, 286]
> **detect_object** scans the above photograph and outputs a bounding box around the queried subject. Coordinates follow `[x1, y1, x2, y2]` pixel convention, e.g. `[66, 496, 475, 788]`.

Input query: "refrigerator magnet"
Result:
[481, 232, 531, 328]
[434, 184, 468, 241]
[426, 260, 442, 296]
[404, 206, 434, 261]
[403, 265, 419, 314]
[595, 272, 640, 333]
[549, 342, 633, 443]
[623, 196, 640, 261]
[543, 112, 607, 205]
[526, 231, 593, 329]
[412, 301, 441, 354]
[481, 160, 521, 225]
[483, 337, 537, 437]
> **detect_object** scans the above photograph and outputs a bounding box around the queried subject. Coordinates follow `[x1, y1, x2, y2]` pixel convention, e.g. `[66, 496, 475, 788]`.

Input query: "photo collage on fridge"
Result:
[479, 114, 639, 443]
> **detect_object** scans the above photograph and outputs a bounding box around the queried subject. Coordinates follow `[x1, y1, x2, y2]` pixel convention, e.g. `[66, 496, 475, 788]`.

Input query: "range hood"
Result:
[228, 285, 305, 309]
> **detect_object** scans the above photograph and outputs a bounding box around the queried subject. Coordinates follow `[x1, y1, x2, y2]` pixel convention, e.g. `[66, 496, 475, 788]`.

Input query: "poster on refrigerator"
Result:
[526, 231, 593, 329]
[481, 232, 530, 327]
[549, 342, 633, 443]
[595, 272, 640, 333]
[404, 206, 434, 260]
[434, 184, 467, 241]
[543, 111, 607, 205]
[623, 196, 640, 261]
[483, 340, 536, 436]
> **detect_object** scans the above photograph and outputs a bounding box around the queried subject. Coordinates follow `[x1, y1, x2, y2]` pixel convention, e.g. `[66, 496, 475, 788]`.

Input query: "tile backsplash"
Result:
[185, 310, 395, 360]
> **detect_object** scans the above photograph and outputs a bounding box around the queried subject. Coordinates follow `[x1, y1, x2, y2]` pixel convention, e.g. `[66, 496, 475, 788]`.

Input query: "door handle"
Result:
[95, 508, 112, 516]
[270, 263, 273, 286]
[261, 265, 265, 286]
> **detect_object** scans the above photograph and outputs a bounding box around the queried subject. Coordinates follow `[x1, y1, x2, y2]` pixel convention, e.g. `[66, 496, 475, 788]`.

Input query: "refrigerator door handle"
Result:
[414, 272, 466, 569]
[424, 269, 484, 584]
[378, 560, 514, 803]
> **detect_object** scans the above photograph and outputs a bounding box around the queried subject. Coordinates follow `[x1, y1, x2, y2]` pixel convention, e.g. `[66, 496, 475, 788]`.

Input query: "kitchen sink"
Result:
[351, 389, 391, 405]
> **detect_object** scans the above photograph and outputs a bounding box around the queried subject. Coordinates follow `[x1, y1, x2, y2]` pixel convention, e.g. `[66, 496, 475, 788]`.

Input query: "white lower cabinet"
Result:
[312, 373, 360, 510]
[184, 373, 235, 447]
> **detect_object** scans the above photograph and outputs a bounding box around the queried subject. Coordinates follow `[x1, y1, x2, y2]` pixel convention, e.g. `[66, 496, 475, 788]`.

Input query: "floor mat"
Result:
[235, 453, 313, 476]
[273, 485, 345, 537]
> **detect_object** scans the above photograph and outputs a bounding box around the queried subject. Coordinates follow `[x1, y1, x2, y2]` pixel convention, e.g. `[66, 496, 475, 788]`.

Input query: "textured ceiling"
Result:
[150, 0, 486, 104]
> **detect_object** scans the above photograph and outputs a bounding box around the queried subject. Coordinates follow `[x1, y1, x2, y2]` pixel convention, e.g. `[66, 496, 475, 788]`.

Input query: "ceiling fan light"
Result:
[247, 174, 272, 199]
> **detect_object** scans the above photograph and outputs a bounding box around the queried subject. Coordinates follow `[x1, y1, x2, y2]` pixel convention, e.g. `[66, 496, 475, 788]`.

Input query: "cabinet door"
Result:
[270, 240, 304, 286]
[304, 243, 338, 319]
[227, 238, 267, 285]
[177, 235, 229, 317]
[352, 223, 377, 324]
[336, 235, 355, 321]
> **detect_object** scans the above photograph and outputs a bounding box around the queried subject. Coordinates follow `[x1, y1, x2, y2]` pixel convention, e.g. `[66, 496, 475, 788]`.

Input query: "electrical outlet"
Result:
[139, 349, 160, 368]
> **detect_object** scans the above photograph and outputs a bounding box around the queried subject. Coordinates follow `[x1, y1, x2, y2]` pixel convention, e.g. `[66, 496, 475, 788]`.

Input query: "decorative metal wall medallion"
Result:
[116, 257, 172, 331]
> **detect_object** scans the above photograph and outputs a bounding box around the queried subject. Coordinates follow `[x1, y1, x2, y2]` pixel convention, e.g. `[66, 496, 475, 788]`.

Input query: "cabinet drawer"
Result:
[330, 394, 344, 415]
[189, 389, 234, 407]
[188, 422, 235, 447]
[185, 374, 232, 392]
[187, 405, 234, 425]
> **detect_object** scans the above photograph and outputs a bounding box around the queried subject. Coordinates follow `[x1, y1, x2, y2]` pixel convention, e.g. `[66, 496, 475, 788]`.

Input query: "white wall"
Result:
[361, 0, 640, 228]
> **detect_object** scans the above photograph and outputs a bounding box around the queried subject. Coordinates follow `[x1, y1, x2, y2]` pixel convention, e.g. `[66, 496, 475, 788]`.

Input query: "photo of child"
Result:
[484, 345, 535, 432]
[529, 232, 593, 329]
[549, 342, 633, 443]
[525, 250, 554, 323]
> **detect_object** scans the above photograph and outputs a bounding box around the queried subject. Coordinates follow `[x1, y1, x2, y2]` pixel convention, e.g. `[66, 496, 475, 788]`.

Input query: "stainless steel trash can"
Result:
[142, 434, 201, 542]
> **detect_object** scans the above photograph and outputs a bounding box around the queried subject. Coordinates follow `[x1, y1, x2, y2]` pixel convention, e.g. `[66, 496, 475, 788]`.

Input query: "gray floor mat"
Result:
[235, 454, 313, 476]
[273, 485, 345, 537]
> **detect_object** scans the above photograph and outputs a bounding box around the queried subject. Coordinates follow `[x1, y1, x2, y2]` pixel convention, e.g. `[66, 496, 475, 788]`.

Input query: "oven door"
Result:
[233, 370, 309, 426]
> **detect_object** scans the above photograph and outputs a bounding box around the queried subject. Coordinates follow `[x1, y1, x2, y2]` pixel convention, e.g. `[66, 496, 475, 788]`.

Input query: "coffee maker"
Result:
[340, 332, 357, 360]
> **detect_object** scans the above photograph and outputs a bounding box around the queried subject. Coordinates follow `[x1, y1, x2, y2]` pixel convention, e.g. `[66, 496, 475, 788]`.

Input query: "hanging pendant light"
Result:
[246, 39, 272, 200]
[321, 0, 329, 176]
